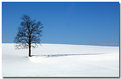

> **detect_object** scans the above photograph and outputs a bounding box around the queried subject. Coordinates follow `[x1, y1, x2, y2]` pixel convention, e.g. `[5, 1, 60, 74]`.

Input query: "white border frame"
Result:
[1, 0, 120, 79]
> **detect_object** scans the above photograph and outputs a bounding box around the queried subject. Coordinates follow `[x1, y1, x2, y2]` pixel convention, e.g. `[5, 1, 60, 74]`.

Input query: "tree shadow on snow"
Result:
[31, 53, 104, 58]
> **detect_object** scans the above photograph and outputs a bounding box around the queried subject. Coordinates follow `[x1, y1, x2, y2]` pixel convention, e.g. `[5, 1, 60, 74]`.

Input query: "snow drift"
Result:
[2, 43, 119, 77]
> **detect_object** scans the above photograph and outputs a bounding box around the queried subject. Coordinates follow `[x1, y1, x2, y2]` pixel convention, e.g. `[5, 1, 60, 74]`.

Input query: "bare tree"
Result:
[14, 15, 43, 57]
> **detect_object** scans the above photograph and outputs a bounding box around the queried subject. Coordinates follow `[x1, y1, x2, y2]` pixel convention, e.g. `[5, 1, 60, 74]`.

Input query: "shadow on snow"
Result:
[31, 53, 104, 57]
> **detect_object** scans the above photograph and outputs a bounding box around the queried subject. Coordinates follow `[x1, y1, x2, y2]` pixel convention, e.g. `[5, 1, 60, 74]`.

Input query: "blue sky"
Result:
[2, 2, 119, 45]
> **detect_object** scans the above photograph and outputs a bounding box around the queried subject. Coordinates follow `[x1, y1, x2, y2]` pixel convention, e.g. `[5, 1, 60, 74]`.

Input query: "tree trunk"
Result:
[29, 42, 31, 57]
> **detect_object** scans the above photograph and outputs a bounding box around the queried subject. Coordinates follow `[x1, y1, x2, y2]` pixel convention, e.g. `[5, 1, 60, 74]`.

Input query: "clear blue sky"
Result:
[2, 2, 119, 45]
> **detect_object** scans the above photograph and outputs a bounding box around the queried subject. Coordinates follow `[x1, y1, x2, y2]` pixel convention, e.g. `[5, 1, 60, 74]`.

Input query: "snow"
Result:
[2, 43, 119, 77]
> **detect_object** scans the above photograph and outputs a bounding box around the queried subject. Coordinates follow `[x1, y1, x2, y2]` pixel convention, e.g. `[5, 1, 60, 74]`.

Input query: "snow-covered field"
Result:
[2, 43, 119, 77]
